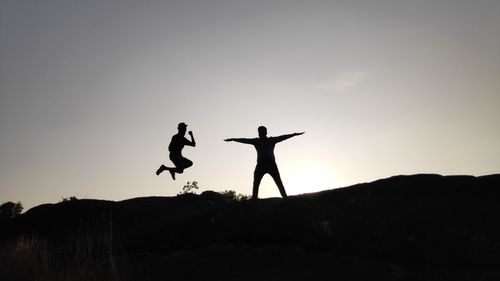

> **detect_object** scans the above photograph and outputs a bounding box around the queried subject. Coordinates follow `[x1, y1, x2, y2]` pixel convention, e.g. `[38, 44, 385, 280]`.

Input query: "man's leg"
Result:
[253, 167, 265, 200]
[156, 164, 177, 179]
[156, 164, 167, 176]
[173, 157, 192, 173]
[181, 158, 193, 170]
[168, 154, 182, 180]
[270, 166, 287, 198]
[169, 156, 193, 180]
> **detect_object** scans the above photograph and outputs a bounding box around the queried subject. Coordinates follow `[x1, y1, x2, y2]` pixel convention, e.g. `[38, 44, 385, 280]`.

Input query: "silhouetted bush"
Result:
[218, 190, 250, 202]
[0, 202, 23, 221]
[60, 196, 78, 202]
[177, 181, 249, 201]
[178, 181, 199, 195]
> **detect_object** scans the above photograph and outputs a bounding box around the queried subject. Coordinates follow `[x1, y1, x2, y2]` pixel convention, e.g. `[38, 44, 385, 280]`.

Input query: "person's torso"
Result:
[168, 134, 186, 154]
[254, 138, 277, 165]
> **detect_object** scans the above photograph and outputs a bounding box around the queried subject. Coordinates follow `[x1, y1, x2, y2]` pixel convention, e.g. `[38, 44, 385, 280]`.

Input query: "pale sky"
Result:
[1, 0, 499, 211]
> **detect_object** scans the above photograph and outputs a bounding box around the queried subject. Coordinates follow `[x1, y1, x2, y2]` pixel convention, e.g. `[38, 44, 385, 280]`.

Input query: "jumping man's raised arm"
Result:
[186, 131, 196, 147]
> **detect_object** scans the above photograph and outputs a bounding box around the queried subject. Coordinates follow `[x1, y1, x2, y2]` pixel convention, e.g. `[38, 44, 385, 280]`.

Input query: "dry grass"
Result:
[0, 217, 125, 281]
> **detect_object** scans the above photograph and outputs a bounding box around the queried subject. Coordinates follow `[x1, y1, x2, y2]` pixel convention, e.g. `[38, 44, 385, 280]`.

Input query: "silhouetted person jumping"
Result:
[225, 126, 304, 199]
[156, 122, 196, 180]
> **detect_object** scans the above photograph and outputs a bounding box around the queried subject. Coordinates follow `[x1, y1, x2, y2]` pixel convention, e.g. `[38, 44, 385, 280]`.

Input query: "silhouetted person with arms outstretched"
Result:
[156, 122, 196, 180]
[225, 126, 304, 200]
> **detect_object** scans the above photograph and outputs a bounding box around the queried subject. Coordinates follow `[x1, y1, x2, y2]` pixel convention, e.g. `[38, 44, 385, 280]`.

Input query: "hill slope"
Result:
[2, 174, 500, 281]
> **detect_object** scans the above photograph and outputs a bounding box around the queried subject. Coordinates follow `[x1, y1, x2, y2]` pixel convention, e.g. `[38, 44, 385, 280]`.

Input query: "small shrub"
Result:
[218, 190, 250, 202]
[0, 201, 23, 221]
[60, 196, 78, 202]
[178, 181, 199, 195]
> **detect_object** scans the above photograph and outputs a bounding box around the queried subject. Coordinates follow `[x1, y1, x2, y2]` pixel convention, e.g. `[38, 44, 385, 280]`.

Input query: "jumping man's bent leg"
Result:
[169, 169, 176, 180]
[181, 158, 193, 170]
[156, 165, 167, 176]
[173, 157, 192, 174]
[168, 154, 193, 180]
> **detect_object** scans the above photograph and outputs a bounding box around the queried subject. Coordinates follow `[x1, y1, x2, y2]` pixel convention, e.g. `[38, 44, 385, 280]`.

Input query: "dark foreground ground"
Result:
[1, 174, 500, 281]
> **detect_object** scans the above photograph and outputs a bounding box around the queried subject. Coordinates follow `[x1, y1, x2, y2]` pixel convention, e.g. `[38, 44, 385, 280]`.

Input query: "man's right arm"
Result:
[224, 138, 255, 144]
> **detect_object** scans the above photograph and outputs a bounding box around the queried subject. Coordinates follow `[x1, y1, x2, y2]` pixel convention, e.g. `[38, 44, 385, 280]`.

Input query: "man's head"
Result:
[177, 122, 187, 134]
[258, 126, 267, 138]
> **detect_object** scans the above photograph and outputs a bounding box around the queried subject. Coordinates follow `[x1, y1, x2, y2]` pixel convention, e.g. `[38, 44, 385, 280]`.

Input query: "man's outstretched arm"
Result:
[224, 138, 256, 144]
[274, 132, 305, 143]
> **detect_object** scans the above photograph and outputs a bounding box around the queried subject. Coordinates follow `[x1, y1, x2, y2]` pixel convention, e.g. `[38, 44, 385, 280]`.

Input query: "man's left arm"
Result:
[274, 132, 305, 143]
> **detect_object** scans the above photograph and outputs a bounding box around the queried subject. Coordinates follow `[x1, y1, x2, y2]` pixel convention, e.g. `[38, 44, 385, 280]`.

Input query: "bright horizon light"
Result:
[285, 165, 338, 196]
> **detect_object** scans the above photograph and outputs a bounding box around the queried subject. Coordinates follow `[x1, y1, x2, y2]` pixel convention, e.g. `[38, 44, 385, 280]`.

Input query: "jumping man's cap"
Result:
[178, 122, 188, 129]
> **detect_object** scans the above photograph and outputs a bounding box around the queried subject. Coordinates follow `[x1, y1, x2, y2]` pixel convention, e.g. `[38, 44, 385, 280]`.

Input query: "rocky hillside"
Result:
[2, 174, 500, 281]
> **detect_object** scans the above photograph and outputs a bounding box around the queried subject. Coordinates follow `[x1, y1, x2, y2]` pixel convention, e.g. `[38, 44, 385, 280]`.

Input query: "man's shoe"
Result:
[156, 165, 166, 176]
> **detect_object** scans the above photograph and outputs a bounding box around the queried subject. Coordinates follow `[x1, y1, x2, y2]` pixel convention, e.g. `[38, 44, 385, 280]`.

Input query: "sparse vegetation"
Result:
[0, 201, 23, 222]
[0, 215, 123, 281]
[177, 181, 249, 201]
[61, 196, 78, 202]
[218, 190, 250, 201]
[178, 181, 199, 195]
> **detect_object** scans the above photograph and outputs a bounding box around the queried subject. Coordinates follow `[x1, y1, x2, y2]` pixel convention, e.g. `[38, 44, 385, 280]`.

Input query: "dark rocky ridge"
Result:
[2, 174, 500, 280]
